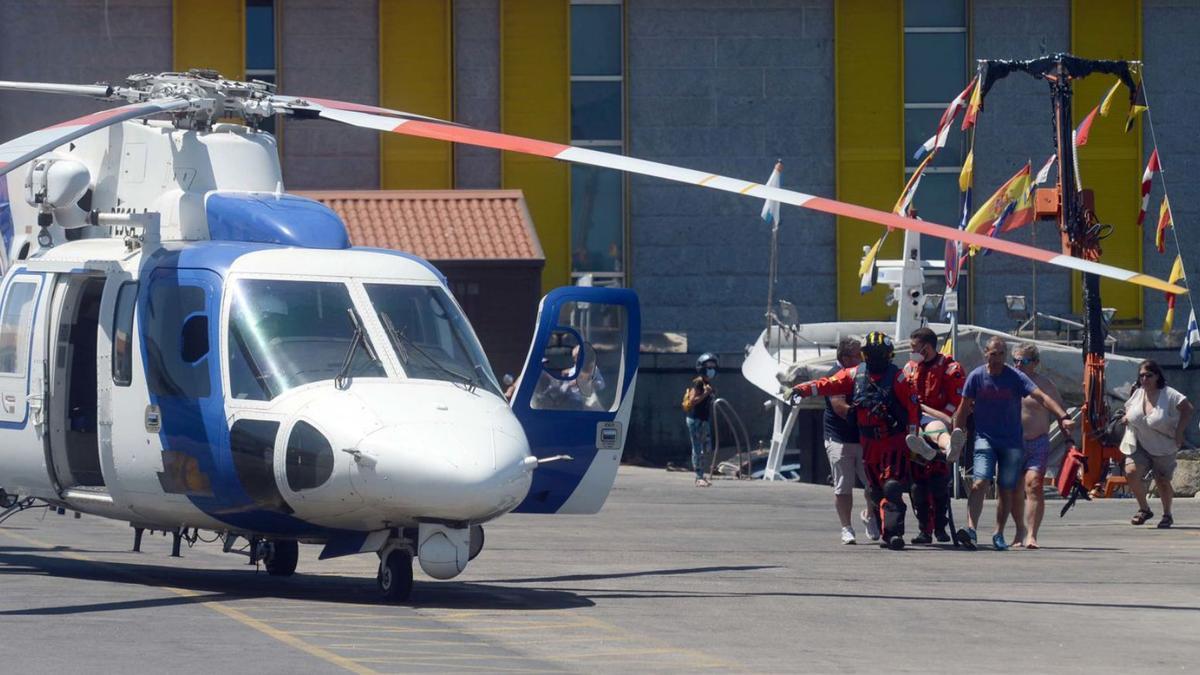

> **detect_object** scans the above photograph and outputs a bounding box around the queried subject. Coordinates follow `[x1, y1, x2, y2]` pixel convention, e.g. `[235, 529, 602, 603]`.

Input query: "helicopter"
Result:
[0, 70, 1183, 602]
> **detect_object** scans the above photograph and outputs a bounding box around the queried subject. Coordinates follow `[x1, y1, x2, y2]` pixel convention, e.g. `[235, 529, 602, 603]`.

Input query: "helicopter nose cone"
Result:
[350, 403, 533, 522]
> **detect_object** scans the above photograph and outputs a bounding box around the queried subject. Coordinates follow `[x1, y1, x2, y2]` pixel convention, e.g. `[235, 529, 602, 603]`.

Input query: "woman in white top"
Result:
[1122, 359, 1193, 529]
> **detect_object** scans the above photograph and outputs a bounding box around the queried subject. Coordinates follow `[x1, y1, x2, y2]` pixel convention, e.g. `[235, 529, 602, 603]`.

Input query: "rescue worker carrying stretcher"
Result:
[792, 332, 921, 550]
[902, 327, 968, 545]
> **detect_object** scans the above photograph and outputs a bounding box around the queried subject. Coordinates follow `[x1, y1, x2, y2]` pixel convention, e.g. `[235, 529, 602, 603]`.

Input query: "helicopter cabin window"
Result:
[111, 282, 137, 386]
[227, 279, 385, 401]
[230, 418, 292, 513]
[286, 420, 333, 492]
[145, 282, 210, 398]
[364, 283, 503, 398]
[569, 0, 625, 287]
[531, 301, 626, 412]
[0, 280, 39, 376]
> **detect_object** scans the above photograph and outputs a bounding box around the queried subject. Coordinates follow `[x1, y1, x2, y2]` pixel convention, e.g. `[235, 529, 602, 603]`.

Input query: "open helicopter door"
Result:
[510, 287, 639, 514]
[0, 269, 56, 499]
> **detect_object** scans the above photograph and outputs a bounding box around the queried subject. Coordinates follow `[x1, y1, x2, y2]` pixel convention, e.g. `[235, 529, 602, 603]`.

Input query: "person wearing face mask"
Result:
[792, 332, 921, 550]
[953, 336, 1075, 550]
[684, 353, 719, 487]
[902, 327, 967, 545]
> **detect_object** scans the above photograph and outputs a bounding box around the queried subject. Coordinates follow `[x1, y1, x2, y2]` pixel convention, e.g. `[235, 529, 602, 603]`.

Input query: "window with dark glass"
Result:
[903, 0, 969, 261]
[231, 419, 292, 513]
[246, 0, 277, 134]
[112, 282, 137, 386]
[286, 421, 334, 492]
[145, 282, 209, 398]
[570, 0, 625, 285]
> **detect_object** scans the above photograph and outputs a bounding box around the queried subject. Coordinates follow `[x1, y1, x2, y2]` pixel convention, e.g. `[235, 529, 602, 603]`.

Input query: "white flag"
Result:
[760, 162, 782, 226]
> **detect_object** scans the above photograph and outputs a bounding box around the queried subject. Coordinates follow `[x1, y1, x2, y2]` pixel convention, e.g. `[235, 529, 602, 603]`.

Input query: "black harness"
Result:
[851, 363, 907, 438]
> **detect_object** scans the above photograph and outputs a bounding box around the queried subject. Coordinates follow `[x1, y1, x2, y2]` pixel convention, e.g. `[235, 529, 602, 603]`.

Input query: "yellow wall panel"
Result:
[380, 0, 453, 189]
[173, 0, 244, 79]
[502, 0, 570, 291]
[835, 0, 904, 320]
[1071, 0, 1143, 326]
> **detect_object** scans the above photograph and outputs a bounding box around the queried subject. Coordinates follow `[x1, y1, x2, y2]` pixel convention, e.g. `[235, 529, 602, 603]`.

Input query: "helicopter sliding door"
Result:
[0, 270, 56, 498]
[510, 287, 639, 514]
[47, 274, 106, 489]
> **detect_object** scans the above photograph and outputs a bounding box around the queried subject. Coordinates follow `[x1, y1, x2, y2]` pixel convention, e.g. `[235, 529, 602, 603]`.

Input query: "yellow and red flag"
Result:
[1156, 196, 1173, 254]
[961, 77, 983, 131]
[1163, 255, 1186, 334]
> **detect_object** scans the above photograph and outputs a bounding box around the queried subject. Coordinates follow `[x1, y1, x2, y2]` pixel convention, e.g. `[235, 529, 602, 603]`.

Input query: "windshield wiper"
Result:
[380, 311, 477, 392]
[334, 307, 380, 390]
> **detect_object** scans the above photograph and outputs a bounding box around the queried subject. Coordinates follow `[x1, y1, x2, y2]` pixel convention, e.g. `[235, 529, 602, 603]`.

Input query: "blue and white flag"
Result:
[760, 161, 782, 226]
[1182, 308, 1199, 368]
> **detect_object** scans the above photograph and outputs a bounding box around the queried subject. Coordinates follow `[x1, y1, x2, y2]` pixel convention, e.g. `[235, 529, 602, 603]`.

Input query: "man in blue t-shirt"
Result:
[953, 336, 1074, 550]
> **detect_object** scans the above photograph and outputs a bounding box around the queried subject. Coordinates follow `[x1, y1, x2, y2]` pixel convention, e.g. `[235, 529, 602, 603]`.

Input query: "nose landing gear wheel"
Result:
[264, 540, 299, 577]
[378, 549, 414, 602]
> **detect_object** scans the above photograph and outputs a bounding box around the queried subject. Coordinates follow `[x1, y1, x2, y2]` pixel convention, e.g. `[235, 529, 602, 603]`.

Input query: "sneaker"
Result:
[946, 428, 967, 463]
[934, 528, 951, 543]
[956, 527, 977, 550]
[911, 531, 933, 545]
[992, 533, 1009, 551]
[906, 433, 937, 462]
[861, 509, 881, 541]
[841, 527, 857, 545]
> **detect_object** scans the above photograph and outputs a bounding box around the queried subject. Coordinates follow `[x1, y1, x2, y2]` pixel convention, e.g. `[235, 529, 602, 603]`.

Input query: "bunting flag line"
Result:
[1138, 149, 1160, 226]
[914, 78, 978, 160]
[760, 161, 782, 226]
[1125, 83, 1148, 133]
[1074, 104, 1100, 147]
[1182, 309, 1200, 369]
[961, 76, 983, 131]
[1163, 255, 1186, 334]
[1099, 79, 1123, 117]
[1156, 195, 1173, 254]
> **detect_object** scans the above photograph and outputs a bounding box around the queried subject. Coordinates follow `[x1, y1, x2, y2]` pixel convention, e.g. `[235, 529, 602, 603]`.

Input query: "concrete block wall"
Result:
[279, 0, 380, 190]
[627, 0, 836, 358]
[0, 0, 172, 136]
[967, 0, 1074, 334]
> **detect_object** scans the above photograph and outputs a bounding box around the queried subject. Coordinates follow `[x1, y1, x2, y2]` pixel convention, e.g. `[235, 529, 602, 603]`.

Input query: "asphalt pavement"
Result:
[2, 466, 1198, 673]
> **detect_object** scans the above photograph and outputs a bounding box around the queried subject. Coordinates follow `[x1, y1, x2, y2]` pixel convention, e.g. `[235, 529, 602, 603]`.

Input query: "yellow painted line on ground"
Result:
[0, 529, 377, 675]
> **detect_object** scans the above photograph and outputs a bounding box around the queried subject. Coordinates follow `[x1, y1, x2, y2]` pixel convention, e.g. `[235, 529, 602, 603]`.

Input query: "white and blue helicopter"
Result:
[0, 71, 1183, 601]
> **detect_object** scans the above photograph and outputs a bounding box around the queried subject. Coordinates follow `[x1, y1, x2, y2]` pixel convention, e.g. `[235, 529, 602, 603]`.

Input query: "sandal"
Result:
[1131, 508, 1154, 525]
[1157, 514, 1174, 529]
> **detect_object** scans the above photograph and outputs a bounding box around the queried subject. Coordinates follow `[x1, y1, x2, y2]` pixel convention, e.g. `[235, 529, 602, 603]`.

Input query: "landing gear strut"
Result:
[378, 548, 414, 602]
[260, 539, 299, 577]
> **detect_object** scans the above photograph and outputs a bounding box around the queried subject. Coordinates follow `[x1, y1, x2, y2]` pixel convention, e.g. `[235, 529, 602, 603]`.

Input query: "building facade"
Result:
[1, 0, 1197, 463]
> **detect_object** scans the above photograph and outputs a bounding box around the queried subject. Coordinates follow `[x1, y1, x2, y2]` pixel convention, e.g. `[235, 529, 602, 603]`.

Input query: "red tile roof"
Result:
[298, 190, 544, 262]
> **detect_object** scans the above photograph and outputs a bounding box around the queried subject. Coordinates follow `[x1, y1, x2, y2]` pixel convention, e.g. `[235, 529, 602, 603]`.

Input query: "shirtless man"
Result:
[1011, 343, 1066, 549]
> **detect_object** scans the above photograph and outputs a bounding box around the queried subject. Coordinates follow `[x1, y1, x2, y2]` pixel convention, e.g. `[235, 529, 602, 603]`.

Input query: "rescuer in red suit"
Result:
[902, 327, 968, 545]
[792, 332, 921, 550]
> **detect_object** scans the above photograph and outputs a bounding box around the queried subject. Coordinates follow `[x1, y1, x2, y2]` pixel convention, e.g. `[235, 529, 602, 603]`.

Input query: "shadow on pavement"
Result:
[0, 548, 593, 614]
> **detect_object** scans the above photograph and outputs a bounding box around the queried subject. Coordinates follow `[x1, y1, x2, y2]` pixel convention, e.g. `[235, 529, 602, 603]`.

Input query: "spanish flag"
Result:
[966, 162, 1033, 239]
[1125, 83, 1148, 133]
[1163, 255, 1186, 334]
[961, 77, 983, 131]
[1156, 196, 1173, 254]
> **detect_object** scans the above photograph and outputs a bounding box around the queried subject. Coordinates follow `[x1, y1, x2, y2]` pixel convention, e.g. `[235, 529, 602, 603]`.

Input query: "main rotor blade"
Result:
[0, 98, 189, 179]
[0, 80, 115, 98]
[301, 106, 1186, 295]
[272, 95, 464, 126]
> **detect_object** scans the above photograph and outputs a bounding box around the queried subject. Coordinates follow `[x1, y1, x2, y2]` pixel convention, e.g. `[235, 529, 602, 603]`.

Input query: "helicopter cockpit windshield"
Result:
[227, 279, 386, 400]
[365, 283, 502, 398]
